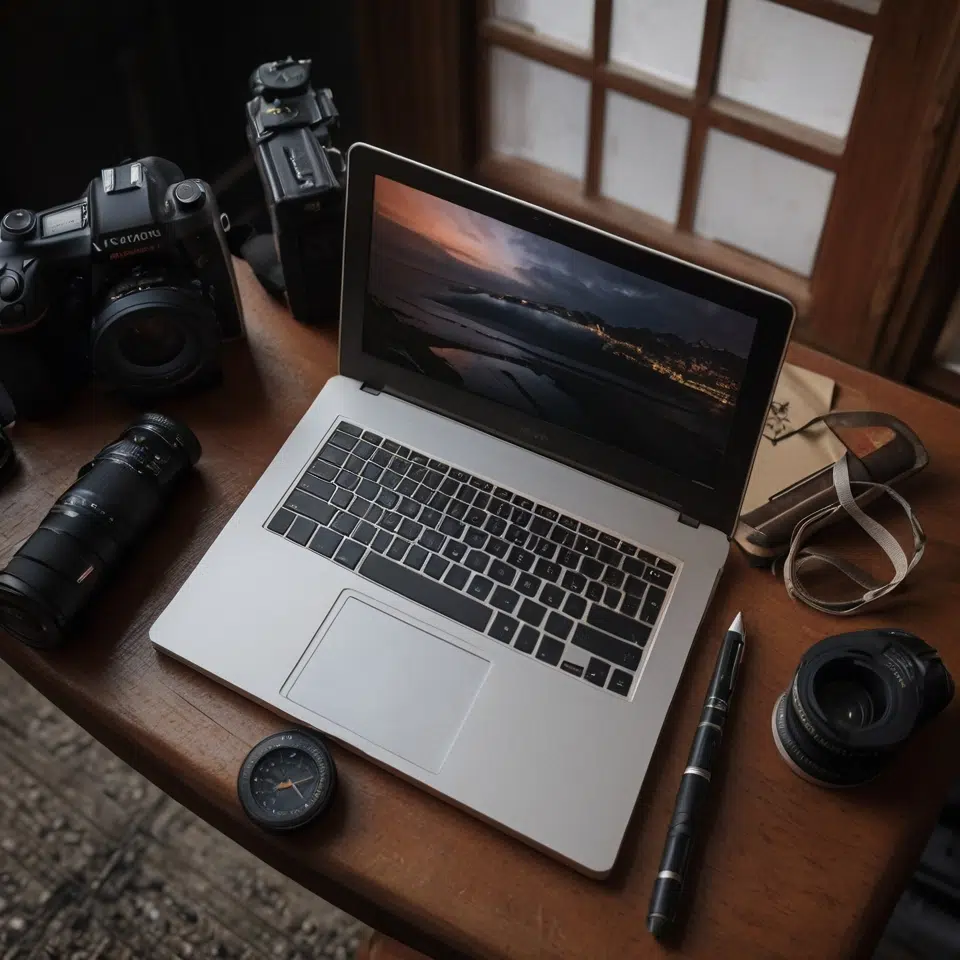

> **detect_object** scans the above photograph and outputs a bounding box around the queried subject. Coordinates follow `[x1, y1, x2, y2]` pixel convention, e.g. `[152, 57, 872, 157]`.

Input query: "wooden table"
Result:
[1, 264, 958, 960]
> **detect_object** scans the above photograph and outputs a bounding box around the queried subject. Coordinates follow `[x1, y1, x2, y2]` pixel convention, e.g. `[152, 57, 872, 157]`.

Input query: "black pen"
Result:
[647, 612, 745, 939]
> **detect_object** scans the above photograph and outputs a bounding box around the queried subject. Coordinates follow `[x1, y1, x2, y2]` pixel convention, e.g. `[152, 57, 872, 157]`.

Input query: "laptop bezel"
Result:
[339, 143, 794, 536]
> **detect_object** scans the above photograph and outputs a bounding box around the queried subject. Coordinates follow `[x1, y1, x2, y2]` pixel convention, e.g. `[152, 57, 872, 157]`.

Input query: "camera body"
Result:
[0, 157, 243, 421]
[245, 57, 346, 328]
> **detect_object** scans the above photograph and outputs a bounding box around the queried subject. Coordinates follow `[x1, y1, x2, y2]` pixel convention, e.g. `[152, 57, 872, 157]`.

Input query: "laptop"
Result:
[150, 143, 793, 876]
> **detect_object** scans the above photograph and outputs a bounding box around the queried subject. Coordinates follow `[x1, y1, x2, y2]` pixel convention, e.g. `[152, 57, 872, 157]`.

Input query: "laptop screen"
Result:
[363, 176, 760, 486]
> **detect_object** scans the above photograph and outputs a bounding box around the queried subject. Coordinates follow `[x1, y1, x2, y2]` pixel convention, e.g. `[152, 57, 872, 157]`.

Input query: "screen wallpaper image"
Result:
[364, 176, 758, 483]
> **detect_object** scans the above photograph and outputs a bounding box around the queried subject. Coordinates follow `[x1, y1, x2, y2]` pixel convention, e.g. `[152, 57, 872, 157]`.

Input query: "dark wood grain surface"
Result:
[1, 264, 959, 960]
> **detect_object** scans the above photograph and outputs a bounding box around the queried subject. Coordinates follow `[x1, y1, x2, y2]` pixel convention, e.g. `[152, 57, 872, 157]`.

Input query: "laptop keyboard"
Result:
[264, 421, 678, 698]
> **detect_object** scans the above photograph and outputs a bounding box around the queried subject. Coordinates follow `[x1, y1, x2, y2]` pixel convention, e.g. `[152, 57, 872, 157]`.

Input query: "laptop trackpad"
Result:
[286, 597, 490, 773]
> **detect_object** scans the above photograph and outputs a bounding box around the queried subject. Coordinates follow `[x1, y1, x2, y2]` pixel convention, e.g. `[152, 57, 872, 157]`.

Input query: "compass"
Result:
[237, 730, 337, 831]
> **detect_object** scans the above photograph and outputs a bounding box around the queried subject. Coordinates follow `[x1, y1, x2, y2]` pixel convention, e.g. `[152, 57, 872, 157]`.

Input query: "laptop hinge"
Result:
[360, 382, 382, 396]
[678, 513, 700, 529]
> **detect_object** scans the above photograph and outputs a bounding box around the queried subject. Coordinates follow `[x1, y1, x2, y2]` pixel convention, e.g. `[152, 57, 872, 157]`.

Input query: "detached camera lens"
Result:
[0, 413, 200, 648]
[772, 630, 954, 787]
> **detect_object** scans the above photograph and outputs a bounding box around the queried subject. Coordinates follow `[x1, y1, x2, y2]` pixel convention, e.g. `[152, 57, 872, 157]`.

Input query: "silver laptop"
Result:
[150, 143, 793, 876]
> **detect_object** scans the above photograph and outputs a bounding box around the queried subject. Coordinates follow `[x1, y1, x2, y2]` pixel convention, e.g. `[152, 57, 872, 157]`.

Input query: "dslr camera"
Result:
[246, 57, 345, 327]
[0, 157, 243, 421]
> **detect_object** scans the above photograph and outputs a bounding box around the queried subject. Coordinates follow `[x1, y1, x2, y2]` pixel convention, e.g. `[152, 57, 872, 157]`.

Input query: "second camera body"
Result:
[0, 157, 244, 421]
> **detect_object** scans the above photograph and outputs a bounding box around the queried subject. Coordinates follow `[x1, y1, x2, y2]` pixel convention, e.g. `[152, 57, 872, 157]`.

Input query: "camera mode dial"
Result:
[1, 209, 36, 242]
[256, 58, 311, 100]
[173, 180, 206, 210]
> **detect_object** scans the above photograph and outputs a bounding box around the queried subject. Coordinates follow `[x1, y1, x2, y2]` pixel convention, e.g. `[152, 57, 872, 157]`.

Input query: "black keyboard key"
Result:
[408, 465, 427, 483]
[603, 588, 622, 608]
[465, 550, 489, 573]
[268, 508, 296, 535]
[513, 495, 534, 510]
[602, 567, 625, 589]
[536, 637, 565, 666]
[396, 446, 411, 459]
[455, 485, 477, 504]
[535, 505, 559, 521]
[598, 533, 619, 548]
[598, 546, 620, 567]
[448, 500, 468, 520]
[516, 573, 542, 597]
[644, 566, 673, 588]
[533, 538, 557, 559]
[362, 430, 383, 445]
[440, 477, 459, 495]
[380, 511, 402, 532]
[572, 624, 641, 671]
[579, 523, 598, 538]
[414, 486, 433, 505]
[467, 575, 493, 601]
[329, 430, 358, 451]
[465, 527, 487, 549]
[449, 468, 469, 483]
[404, 544, 428, 570]
[586, 582, 604, 602]
[397, 498, 420, 519]
[424, 554, 449, 580]
[372, 448, 392, 468]
[558, 515, 578, 530]
[489, 560, 515, 585]
[287, 515, 318, 545]
[338, 422, 363, 437]
[443, 540, 467, 563]
[490, 498, 513, 519]
[371, 530, 392, 553]
[381, 470, 402, 490]
[540, 584, 564, 608]
[386, 538, 408, 561]
[621, 594, 641, 617]
[473, 492, 490, 511]
[484, 515, 507, 536]
[465, 507, 486, 527]
[561, 661, 584, 678]
[469, 476, 493, 492]
[622, 556, 646, 577]
[609, 670, 633, 696]
[319, 443, 349, 468]
[361, 462, 384, 482]
[581, 557, 603, 579]
[286, 491, 337, 526]
[558, 548, 580, 568]
[331, 488, 353, 509]
[398, 477, 418, 497]
[439, 516, 465, 538]
[506, 525, 528, 545]
[354, 440, 376, 460]
[430, 492, 451, 511]
[641, 586, 666, 624]
[298, 474, 335, 500]
[309, 526, 342, 557]
[515, 626, 539, 653]
[494, 486, 512, 500]
[562, 570, 587, 593]
[382, 440, 400, 454]
[345, 455, 366, 474]
[349, 498, 370, 519]
[624, 575, 647, 598]
[490, 586, 520, 613]
[588, 604, 652, 647]
[638, 550, 657, 564]
[356, 479, 380, 501]
[423, 470, 443, 489]
[444, 564, 470, 589]
[428, 459, 448, 473]
[529, 516, 552, 537]
[366, 504, 384, 525]
[489, 613, 519, 643]
[518, 599, 547, 627]
[420, 529, 445, 552]
[334, 539, 365, 570]
[549, 526, 576, 546]
[508, 546, 535, 571]
[482, 537, 506, 559]
[335, 470, 360, 491]
[563, 594, 587, 619]
[544, 612, 573, 640]
[534, 559, 561, 583]
[376, 488, 400, 509]
[332, 512, 359, 536]
[512, 508, 532, 526]
[308, 459, 339, 481]
[585, 658, 610, 687]
[620, 542, 638, 557]
[409, 451, 428, 466]
[575, 536, 599, 557]
[354, 521, 377, 545]
[361, 553, 491, 632]
[398, 519, 423, 541]
[657, 558, 677, 573]
[420, 507, 442, 528]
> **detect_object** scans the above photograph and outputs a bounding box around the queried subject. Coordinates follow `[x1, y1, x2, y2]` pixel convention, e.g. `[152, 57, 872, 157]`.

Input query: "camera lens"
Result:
[772, 630, 954, 788]
[116, 312, 189, 367]
[0, 413, 200, 648]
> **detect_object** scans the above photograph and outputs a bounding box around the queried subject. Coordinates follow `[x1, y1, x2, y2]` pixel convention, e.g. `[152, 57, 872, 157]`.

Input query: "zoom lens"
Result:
[0, 413, 200, 648]
[772, 629, 954, 787]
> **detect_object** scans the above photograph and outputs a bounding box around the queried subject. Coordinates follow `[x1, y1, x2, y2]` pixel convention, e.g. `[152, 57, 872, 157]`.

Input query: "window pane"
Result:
[493, 0, 594, 50]
[489, 47, 590, 181]
[717, 0, 871, 139]
[600, 92, 689, 224]
[694, 130, 835, 276]
[609, 0, 708, 91]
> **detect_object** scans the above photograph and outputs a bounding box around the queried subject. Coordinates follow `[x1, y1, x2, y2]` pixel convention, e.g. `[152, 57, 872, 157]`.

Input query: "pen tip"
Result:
[730, 611, 744, 635]
[647, 915, 670, 939]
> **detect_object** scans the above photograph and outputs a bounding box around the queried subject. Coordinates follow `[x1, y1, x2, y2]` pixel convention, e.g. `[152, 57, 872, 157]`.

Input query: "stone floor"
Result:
[0, 658, 368, 960]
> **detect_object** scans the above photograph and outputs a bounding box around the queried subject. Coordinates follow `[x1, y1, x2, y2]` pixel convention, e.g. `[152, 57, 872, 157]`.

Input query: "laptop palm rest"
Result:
[285, 597, 490, 773]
